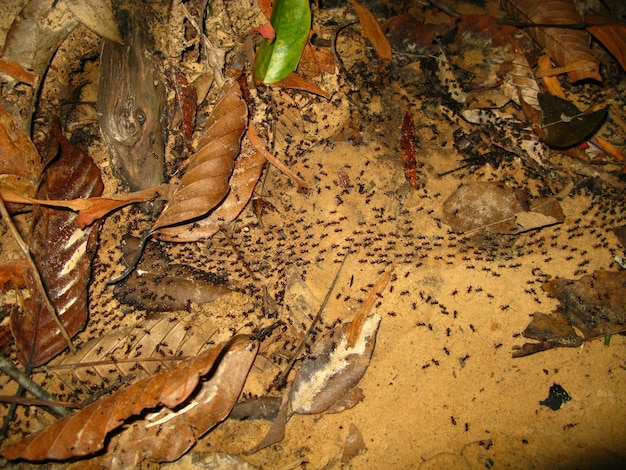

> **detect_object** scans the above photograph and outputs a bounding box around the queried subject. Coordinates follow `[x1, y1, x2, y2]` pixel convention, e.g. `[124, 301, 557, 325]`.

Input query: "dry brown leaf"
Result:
[91, 336, 258, 467]
[0, 106, 42, 206]
[3, 336, 257, 462]
[274, 72, 330, 99]
[442, 182, 564, 234]
[151, 81, 247, 233]
[586, 15, 626, 72]
[11, 125, 103, 367]
[155, 137, 265, 242]
[499, 0, 601, 82]
[351, 0, 392, 63]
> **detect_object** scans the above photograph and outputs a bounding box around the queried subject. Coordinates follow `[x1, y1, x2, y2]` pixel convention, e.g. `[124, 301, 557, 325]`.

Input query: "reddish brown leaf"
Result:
[351, 0, 392, 63]
[154, 137, 265, 242]
[401, 108, 419, 190]
[2, 336, 257, 462]
[151, 81, 247, 233]
[499, 0, 601, 82]
[298, 42, 336, 78]
[165, 68, 198, 153]
[274, 72, 330, 99]
[10, 124, 103, 367]
[98, 337, 258, 466]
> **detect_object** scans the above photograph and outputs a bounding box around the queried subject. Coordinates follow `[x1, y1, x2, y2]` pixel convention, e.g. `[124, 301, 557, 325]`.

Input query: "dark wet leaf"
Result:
[540, 383, 571, 410]
[514, 270, 626, 357]
[2, 336, 257, 462]
[539, 93, 608, 148]
[11, 124, 103, 367]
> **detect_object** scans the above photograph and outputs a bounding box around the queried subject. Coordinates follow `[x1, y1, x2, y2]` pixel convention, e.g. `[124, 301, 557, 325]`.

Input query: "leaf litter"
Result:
[1, 0, 626, 467]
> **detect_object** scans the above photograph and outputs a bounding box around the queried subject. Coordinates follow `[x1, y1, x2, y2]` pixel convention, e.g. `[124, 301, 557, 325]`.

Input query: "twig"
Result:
[274, 248, 351, 389]
[0, 197, 75, 354]
[247, 124, 310, 194]
[0, 353, 72, 418]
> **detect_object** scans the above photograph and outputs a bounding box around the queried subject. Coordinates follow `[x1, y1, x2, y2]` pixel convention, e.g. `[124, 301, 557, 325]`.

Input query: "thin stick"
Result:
[247, 125, 310, 194]
[0, 353, 72, 417]
[0, 197, 75, 354]
[274, 249, 351, 389]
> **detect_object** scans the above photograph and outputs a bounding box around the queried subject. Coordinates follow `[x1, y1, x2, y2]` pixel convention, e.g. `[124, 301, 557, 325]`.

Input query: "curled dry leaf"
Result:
[3, 336, 258, 462]
[151, 81, 248, 233]
[93, 336, 259, 467]
[154, 136, 265, 242]
[499, 0, 601, 82]
[351, 0, 392, 63]
[11, 125, 103, 367]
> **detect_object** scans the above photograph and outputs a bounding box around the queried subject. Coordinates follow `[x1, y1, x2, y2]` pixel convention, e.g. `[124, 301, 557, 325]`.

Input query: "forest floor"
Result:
[1, 0, 625, 469]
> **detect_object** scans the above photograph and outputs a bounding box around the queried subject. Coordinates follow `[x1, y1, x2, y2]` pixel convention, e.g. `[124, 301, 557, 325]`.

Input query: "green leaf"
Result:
[253, 0, 311, 84]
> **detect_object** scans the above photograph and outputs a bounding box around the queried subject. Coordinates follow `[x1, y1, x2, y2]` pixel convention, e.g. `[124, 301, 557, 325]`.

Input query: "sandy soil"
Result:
[1, 0, 625, 469]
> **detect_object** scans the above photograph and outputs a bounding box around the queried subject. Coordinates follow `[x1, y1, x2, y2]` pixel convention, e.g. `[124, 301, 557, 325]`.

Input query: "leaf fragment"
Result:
[351, 0, 392, 63]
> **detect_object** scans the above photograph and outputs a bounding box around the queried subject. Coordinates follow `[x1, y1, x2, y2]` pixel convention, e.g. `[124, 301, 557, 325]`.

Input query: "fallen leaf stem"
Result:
[0, 353, 72, 418]
[247, 125, 310, 193]
[0, 197, 75, 355]
[274, 248, 351, 389]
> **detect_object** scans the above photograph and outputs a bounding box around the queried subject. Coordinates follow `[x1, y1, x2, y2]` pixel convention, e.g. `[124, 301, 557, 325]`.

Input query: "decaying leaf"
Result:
[151, 81, 247, 233]
[461, 108, 550, 169]
[501, 41, 541, 113]
[351, 0, 392, 63]
[499, 0, 601, 82]
[442, 182, 564, 234]
[0, 259, 29, 292]
[0, 106, 42, 205]
[342, 423, 366, 464]
[514, 271, 626, 357]
[538, 93, 608, 148]
[586, 15, 626, 72]
[248, 269, 390, 453]
[114, 237, 233, 310]
[401, 107, 420, 190]
[3, 336, 258, 462]
[435, 48, 466, 104]
[11, 125, 103, 367]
